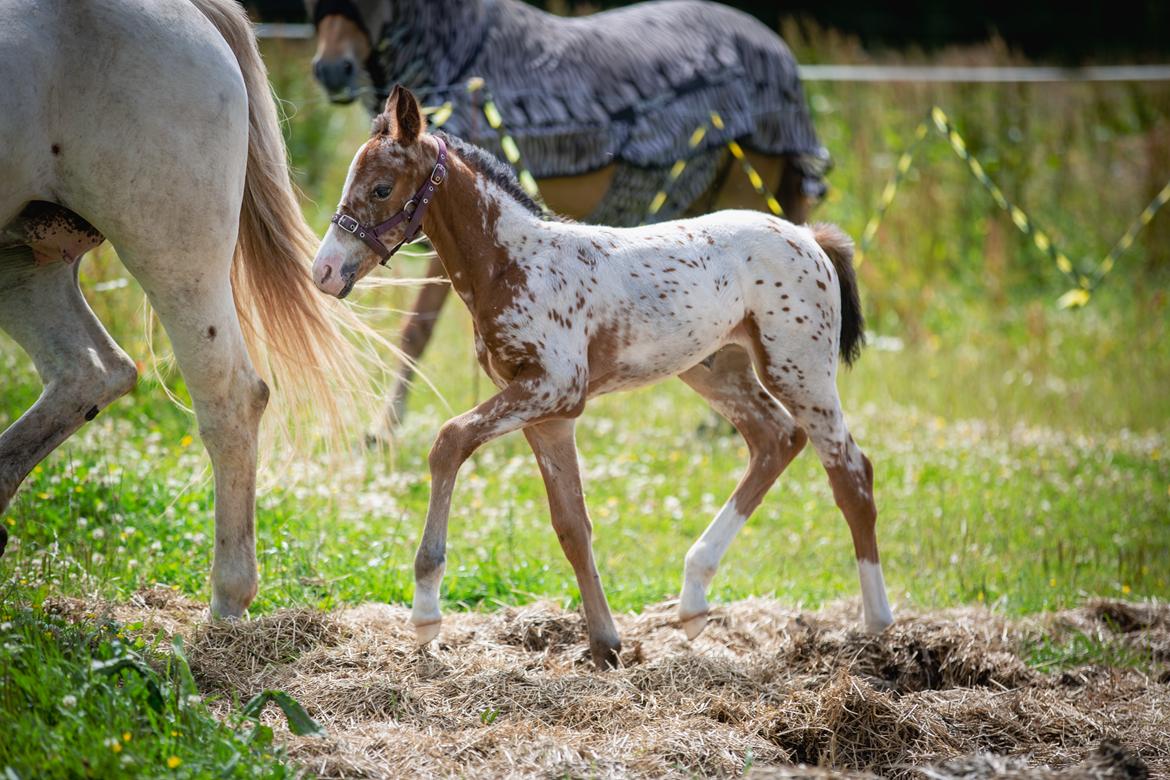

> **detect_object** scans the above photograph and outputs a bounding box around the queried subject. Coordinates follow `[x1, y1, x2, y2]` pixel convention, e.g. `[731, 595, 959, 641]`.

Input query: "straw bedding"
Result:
[48, 591, 1168, 778]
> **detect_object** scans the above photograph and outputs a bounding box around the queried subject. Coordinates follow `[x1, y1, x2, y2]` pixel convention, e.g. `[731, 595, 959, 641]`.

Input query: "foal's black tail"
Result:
[812, 223, 865, 367]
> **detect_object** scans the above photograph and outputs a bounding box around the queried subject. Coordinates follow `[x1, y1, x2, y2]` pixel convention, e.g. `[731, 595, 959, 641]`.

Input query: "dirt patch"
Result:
[51, 593, 1169, 778]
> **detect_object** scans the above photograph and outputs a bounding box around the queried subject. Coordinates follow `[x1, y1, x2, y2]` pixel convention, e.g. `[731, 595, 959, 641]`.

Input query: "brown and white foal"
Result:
[313, 86, 893, 668]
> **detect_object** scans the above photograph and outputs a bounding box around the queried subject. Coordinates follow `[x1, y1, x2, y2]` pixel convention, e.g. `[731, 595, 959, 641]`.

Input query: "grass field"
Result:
[2, 30, 1169, 778]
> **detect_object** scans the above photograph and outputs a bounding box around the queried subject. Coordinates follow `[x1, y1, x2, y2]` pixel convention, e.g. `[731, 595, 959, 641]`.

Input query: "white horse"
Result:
[313, 87, 893, 668]
[0, 0, 375, 616]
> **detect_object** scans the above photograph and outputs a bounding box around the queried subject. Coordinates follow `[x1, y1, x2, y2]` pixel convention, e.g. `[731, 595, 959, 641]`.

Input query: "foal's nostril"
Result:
[342, 60, 354, 77]
[320, 264, 334, 283]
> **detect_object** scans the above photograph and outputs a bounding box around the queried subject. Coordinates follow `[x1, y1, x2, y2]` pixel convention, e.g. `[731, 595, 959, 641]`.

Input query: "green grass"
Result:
[0, 596, 300, 778]
[2, 34, 1170, 779]
[3, 284, 1167, 619]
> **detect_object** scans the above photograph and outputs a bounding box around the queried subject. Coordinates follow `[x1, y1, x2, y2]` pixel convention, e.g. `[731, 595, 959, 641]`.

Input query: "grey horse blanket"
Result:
[313, 0, 828, 224]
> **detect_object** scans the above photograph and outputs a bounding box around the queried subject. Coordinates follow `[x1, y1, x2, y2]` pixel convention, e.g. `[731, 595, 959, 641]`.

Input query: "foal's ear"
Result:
[381, 84, 401, 119]
[380, 84, 424, 145]
[394, 86, 424, 145]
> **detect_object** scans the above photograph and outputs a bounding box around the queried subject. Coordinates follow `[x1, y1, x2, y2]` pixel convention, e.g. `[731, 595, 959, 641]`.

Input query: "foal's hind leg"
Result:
[748, 342, 893, 632]
[676, 346, 807, 638]
[524, 419, 621, 667]
[0, 251, 138, 518]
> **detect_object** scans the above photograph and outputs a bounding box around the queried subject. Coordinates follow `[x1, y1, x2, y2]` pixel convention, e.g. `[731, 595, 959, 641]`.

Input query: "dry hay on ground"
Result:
[46, 591, 1169, 778]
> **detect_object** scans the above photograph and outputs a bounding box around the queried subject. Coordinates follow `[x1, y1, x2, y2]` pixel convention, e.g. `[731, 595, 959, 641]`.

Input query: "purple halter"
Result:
[330, 137, 448, 266]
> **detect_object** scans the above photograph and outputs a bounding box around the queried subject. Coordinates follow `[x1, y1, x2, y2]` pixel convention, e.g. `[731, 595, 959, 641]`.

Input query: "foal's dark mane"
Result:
[434, 131, 556, 221]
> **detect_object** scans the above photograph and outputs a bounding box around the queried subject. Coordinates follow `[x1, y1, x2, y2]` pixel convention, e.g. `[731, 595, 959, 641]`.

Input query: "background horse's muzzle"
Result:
[313, 56, 360, 102]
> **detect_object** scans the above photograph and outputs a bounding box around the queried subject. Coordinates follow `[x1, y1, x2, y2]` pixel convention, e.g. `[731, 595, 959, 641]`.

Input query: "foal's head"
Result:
[313, 85, 438, 298]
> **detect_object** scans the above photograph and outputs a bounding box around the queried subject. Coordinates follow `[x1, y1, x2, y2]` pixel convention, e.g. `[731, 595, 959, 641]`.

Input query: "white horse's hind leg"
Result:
[0, 251, 138, 515]
[119, 241, 267, 618]
[748, 338, 893, 632]
[676, 346, 807, 638]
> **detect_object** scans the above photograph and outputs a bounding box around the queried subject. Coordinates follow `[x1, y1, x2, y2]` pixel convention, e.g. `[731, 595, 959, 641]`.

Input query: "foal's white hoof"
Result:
[414, 619, 441, 646]
[680, 611, 709, 641]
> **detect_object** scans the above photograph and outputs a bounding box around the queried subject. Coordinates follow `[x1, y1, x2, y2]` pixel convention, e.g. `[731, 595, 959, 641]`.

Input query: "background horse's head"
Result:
[314, 86, 434, 297]
[305, 0, 387, 102]
[306, 0, 490, 108]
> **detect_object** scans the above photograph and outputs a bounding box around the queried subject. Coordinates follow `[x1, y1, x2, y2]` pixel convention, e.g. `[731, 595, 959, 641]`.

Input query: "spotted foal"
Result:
[313, 86, 893, 668]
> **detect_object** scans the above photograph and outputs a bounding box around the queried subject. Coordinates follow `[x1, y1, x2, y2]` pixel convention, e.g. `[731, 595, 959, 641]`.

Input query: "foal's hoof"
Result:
[0, 524, 7, 558]
[414, 619, 441, 646]
[680, 611, 709, 641]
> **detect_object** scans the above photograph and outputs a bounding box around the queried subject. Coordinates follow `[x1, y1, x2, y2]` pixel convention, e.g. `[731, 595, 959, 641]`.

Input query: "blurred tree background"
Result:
[250, 0, 1169, 61]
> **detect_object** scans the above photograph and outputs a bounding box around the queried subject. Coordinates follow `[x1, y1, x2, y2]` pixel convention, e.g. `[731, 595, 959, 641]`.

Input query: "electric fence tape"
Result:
[468, 78, 545, 206]
[424, 79, 546, 210]
[426, 89, 1169, 308]
[860, 106, 1170, 308]
[713, 112, 785, 217]
[647, 112, 786, 223]
[646, 122, 709, 221]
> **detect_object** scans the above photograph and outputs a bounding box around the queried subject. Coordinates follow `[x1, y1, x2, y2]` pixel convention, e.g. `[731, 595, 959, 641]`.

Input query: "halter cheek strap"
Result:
[330, 137, 448, 267]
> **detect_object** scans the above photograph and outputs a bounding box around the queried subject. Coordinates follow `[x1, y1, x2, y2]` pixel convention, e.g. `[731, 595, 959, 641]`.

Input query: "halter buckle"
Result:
[430, 163, 448, 185]
[336, 214, 360, 234]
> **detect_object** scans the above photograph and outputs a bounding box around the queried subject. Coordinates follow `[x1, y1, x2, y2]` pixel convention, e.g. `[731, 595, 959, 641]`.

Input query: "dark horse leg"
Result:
[372, 251, 451, 441]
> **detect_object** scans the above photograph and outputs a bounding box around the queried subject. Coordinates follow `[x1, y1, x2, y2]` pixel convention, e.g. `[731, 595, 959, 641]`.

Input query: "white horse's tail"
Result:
[188, 0, 392, 448]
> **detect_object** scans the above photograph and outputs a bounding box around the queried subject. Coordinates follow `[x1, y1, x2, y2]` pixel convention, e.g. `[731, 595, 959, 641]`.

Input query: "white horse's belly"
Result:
[2, 0, 250, 254]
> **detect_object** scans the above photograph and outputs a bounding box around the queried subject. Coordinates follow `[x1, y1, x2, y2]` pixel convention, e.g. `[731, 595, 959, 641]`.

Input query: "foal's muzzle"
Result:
[337, 269, 358, 300]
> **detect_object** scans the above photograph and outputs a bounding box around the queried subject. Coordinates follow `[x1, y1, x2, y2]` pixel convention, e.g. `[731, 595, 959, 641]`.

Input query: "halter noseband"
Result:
[330, 137, 448, 266]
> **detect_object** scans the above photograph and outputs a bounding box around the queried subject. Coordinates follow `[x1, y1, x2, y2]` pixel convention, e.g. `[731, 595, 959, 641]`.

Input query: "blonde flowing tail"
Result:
[189, 0, 394, 449]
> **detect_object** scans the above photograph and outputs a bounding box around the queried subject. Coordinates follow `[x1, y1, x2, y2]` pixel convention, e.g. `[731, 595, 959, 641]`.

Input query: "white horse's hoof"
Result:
[680, 612, 708, 640]
[414, 619, 441, 646]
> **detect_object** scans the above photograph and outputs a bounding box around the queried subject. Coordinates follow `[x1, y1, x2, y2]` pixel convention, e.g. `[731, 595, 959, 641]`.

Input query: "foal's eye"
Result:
[373, 184, 392, 200]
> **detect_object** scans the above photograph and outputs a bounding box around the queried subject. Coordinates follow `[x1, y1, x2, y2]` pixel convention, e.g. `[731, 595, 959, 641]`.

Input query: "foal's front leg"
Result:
[411, 371, 584, 645]
[524, 420, 622, 668]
